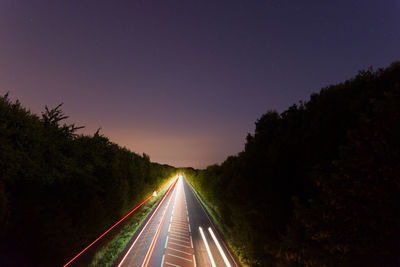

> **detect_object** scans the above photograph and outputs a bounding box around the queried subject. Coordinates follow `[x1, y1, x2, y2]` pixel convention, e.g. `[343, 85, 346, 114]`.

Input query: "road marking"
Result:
[172, 218, 188, 223]
[209, 227, 232, 267]
[169, 228, 188, 234]
[199, 227, 216, 267]
[118, 178, 178, 267]
[168, 233, 189, 240]
[161, 254, 165, 267]
[182, 178, 197, 267]
[167, 253, 192, 262]
[167, 246, 192, 256]
[168, 241, 191, 248]
[163, 176, 195, 267]
[171, 225, 189, 231]
[165, 262, 181, 267]
[171, 221, 187, 226]
[165, 236, 169, 249]
[142, 181, 176, 267]
[168, 236, 190, 244]
[171, 222, 188, 228]
[169, 233, 190, 240]
[64, 179, 181, 267]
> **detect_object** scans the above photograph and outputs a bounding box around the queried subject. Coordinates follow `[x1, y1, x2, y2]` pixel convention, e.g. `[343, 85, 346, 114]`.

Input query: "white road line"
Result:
[168, 236, 190, 244]
[182, 178, 197, 267]
[168, 241, 191, 248]
[169, 234, 190, 241]
[171, 224, 188, 229]
[172, 220, 187, 224]
[199, 227, 216, 267]
[165, 262, 181, 267]
[170, 226, 189, 233]
[172, 221, 187, 225]
[172, 223, 187, 228]
[169, 228, 188, 234]
[160, 254, 165, 267]
[173, 216, 186, 220]
[174, 220, 187, 223]
[209, 227, 232, 267]
[171, 225, 189, 231]
[165, 236, 169, 249]
[167, 246, 192, 256]
[167, 253, 192, 262]
[171, 222, 188, 227]
[169, 232, 190, 239]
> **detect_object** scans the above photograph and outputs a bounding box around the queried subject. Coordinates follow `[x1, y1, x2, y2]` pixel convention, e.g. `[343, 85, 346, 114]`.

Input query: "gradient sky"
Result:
[1, 0, 399, 168]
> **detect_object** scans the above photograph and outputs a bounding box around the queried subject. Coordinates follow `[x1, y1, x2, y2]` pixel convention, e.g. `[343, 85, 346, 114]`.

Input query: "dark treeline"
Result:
[0, 97, 176, 266]
[185, 62, 400, 266]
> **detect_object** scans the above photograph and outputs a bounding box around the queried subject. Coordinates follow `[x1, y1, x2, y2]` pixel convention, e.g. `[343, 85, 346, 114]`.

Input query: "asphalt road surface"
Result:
[116, 176, 241, 267]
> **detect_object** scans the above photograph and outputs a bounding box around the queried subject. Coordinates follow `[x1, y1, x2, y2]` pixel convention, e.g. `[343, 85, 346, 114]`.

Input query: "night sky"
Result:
[1, 0, 399, 168]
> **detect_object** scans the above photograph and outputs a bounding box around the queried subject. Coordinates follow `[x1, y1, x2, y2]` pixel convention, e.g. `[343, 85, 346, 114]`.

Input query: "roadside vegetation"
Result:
[183, 62, 400, 266]
[0, 96, 176, 266]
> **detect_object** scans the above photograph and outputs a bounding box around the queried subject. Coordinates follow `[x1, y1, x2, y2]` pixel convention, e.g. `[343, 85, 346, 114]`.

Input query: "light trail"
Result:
[64, 177, 177, 267]
[118, 177, 178, 267]
[64, 194, 153, 267]
[208, 227, 232, 267]
[186, 179, 239, 267]
[142, 177, 177, 267]
[199, 226, 216, 267]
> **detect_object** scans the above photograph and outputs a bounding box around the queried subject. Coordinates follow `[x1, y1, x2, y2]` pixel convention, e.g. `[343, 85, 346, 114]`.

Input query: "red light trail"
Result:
[63, 179, 176, 267]
[117, 177, 179, 267]
[142, 178, 177, 267]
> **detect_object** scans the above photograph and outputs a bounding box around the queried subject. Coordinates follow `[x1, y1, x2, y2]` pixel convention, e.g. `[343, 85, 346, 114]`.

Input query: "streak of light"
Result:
[64, 194, 153, 267]
[142, 179, 176, 267]
[208, 227, 232, 267]
[64, 178, 177, 267]
[117, 178, 178, 267]
[199, 227, 216, 267]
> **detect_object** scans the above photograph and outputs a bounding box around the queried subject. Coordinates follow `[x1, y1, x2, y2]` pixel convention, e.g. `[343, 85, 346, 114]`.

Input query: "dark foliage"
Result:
[0, 97, 176, 266]
[185, 62, 400, 266]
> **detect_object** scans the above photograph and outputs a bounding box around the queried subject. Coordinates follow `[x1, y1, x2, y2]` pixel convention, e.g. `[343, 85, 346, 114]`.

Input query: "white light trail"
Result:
[199, 227, 216, 267]
[208, 227, 232, 267]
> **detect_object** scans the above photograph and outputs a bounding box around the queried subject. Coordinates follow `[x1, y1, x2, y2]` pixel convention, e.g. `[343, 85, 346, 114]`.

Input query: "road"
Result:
[115, 175, 241, 267]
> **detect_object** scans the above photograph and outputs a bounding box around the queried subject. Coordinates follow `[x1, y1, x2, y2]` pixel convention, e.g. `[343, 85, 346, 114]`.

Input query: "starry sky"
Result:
[1, 0, 399, 168]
